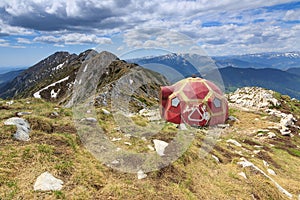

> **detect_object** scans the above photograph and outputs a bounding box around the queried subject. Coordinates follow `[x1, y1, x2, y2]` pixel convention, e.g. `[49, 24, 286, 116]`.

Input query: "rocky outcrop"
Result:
[266, 109, 299, 136]
[228, 87, 280, 110]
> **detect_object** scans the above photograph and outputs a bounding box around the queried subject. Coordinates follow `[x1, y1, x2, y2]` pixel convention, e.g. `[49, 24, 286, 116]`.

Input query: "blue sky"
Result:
[0, 0, 299, 67]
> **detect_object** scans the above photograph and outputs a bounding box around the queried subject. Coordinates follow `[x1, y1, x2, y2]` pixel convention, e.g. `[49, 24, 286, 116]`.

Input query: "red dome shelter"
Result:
[160, 77, 228, 126]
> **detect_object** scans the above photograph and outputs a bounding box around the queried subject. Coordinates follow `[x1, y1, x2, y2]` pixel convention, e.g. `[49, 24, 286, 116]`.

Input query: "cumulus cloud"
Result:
[33, 33, 112, 45]
[0, 0, 299, 55]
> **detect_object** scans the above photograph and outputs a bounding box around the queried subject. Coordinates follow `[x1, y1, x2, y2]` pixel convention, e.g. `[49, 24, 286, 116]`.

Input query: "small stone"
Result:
[51, 112, 59, 117]
[257, 133, 264, 137]
[228, 116, 239, 122]
[253, 150, 260, 154]
[81, 117, 97, 123]
[177, 123, 187, 130]
[111, 160, 120, 165]
[137, 170, 147, 180]
[267, 132, 276, 138]
[267, 168, 276, 176]
[34, 172, 63, 191]
[238, 172, 247, 179]
[217, 124, 230, 128]
[226, 139, 242, 147]
[254, 145, 263, 149]
[102, 108, 110, 115]
[6, 100, 14, 106]
[153, 139, 169, 156]
[147, 145, 155, 151]
[16, 112, 32, 117]
[124, 142, 132, 146]
[212, 155, 220, 163]
[263, 160, 269, 167]
[112, 138, 122, 142]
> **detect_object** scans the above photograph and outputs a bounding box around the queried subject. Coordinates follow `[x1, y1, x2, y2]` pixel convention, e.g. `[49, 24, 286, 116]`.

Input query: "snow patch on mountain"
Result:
[33, 76, 69, 99]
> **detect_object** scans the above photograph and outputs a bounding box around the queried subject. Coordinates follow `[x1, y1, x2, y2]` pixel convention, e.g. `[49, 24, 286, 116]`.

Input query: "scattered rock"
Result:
[4, 117, 30, 141]
[217, 124, 230, 128]
[228, 87, 280, 110]
[238, 172, 247, 179]
[6, 100, 14, 106]
[267, 168, 276, 176]
[226, 139, 242, 147]
[147, 145, 155, 151]
[237, 157, 293, 199]
[280, 129, 291, 136]
[266, 109, 298, 136]
[137, 170, 147, 180]
[153, 139, 169, 156]
[267, 132, 276, 138]
[256, 133, 265, 137]
[34, 172, 63, 191]
[228, 116, 239, 122]
[102, 108, 110, 115]
[263, 160, 269, 167]
[212, 155, 220, 163]
[50, 112, 59, 117]
[253, 150, 261, 154]
[81, 117, 97, 123]
[111, 160, 120, 165]
[124, 142, 132, 146]
[112, 137, 122, 142]
[16, 112, 32, 117]
[177, 123, 187, 130]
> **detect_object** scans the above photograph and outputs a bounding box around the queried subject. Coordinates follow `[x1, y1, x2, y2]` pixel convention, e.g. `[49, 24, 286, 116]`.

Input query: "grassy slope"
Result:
[0, 98, 299, 200]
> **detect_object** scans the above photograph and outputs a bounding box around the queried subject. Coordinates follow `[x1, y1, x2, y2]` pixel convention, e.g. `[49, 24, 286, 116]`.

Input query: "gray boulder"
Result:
[34, 172, 63, 191]
[4, 117, 30, 141]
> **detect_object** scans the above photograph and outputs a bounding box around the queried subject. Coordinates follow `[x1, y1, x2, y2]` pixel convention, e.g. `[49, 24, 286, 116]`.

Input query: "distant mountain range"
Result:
[0, 50, 299, 100]
[128, 52, 300, 99]
[218, 67, 300, 98]
[0, 69, 24, 85]
[213, 51, 300, 70]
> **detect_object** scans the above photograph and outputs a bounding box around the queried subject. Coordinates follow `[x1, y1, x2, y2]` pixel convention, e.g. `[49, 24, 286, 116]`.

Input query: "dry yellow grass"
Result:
[0, 98, 299, 199]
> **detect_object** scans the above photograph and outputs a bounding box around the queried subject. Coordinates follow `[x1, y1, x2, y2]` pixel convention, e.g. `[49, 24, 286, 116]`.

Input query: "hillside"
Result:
[287, 68, 300, 76]
[0, 70, 25, 91]
[0, 87, 299, 199]
[218, 67, 300, 99]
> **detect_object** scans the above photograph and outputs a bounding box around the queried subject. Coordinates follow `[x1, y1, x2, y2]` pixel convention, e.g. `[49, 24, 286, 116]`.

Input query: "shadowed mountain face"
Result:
[0, 69, 24, 85]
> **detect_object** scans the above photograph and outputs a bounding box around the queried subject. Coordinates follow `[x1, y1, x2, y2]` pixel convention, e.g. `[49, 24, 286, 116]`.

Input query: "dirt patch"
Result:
[256, 151, 281, 169]
[213, 145, 237, 164]
[54, 124, 77, 134]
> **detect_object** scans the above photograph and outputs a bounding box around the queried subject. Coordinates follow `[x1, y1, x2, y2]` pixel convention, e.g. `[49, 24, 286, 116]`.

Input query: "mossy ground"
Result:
[0, 98, 299, 199]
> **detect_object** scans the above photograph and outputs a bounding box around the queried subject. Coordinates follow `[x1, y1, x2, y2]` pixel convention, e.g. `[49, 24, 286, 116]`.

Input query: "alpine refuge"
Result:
[160, 77, 228, 126]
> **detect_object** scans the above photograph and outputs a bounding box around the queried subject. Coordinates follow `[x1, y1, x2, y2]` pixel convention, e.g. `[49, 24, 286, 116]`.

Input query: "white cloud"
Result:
[33, 33, 112, 45]
[17, 37, 31, 44]
[0, 0, 299, 55]
[283, 9, 300, 21]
